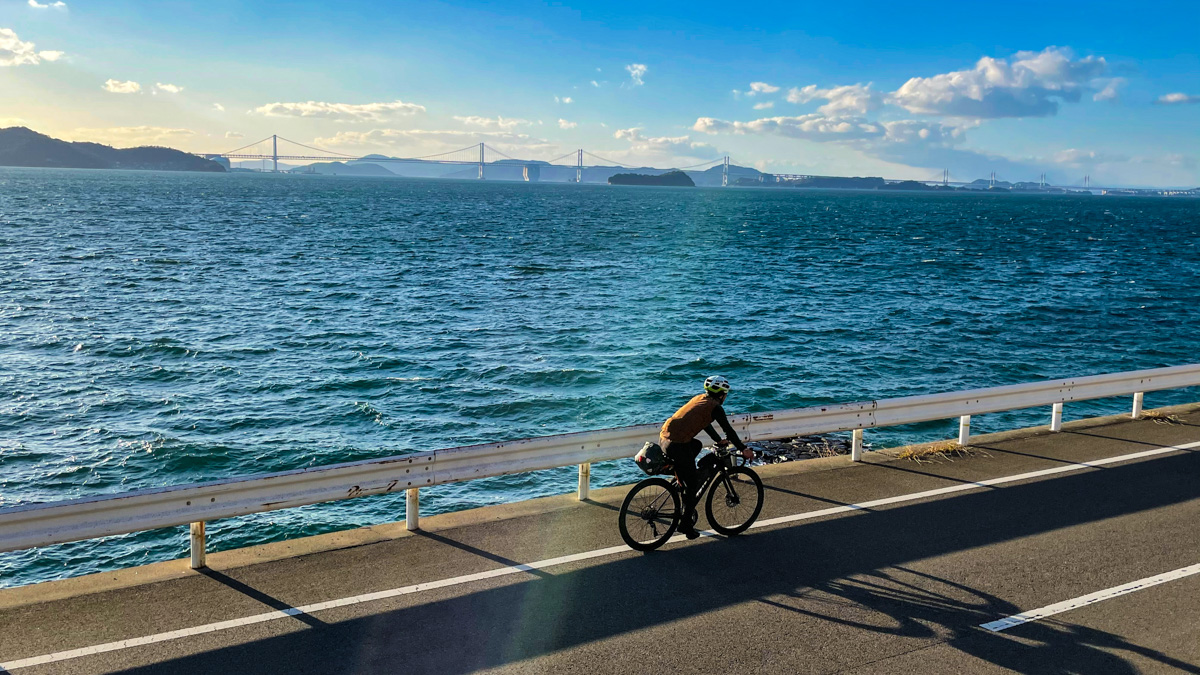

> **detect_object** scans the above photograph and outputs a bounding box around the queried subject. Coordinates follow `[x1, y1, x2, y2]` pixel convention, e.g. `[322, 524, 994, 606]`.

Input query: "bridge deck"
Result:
[3, 404, 1200, 674]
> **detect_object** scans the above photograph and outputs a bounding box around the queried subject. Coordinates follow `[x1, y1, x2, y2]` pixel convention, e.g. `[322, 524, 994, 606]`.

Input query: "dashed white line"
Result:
[3, 439, 1198, 671]
[981, 562, 1200, 632]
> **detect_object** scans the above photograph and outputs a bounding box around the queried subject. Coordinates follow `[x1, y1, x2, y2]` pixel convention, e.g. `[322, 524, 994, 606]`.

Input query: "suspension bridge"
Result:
[201, 135, 1153, 193]
[203, 135, 748, 185]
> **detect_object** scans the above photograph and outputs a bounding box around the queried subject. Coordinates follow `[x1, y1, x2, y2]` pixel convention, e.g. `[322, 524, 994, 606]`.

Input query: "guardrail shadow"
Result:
[757, 566, 1199, 674]
[114, 451, 1200, 674]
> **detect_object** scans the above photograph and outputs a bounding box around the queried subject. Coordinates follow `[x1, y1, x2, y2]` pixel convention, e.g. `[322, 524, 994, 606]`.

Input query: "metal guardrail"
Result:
[2, 363, 1199, 569]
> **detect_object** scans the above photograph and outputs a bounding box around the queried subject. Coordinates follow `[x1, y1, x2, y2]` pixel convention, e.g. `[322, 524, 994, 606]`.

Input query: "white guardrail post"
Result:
[1051, 402, 1064, 432]
[577, 463, 590, 500]
[3, 364, 1199, 560]
[406, 488, 419, 531]
[1132, 392, 1144, 418]
[189, 521, 206, 569]
[958, 415, 971, 446]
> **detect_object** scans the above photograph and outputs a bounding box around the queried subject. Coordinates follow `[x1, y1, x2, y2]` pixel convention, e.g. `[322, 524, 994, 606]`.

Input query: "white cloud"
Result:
[213, 103, 225, 112]
[70, 126, 194, 146]
[1156, 92, 1200, 105]
[747, 82, 780, 96]
[888, 47, 1109, 119]
[610, 127, 718, 161]
[787, 83, 882, 115]
[0, 28, 63, 66]
[314, 128, 556, 155]
[102, 79, 141, 94]
[1053, 148, 1128, 165]
[558, 118, 577, 129]
[28, 0, 67, 8]
[753, 101, 774, 110]
[224, 131, 243, 139]
[155, 83, 183, 94]
[693, 114, 885, 142]
[253, 99, 424, 121]
[1092, 78, 1125, 102]
[693, 111, 1050, 180]
[453, 115, 531, 130]
[590, 80, 600, 87]
[626, 63, 647, 86]
[554, 96, 573, 104]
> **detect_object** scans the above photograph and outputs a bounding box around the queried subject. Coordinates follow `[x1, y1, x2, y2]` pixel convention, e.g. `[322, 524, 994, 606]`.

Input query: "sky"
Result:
[1, 0, 1198, 186]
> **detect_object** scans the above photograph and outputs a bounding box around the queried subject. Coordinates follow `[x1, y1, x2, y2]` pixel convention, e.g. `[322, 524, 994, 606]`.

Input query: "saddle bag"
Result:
[634, 441, 670, 476]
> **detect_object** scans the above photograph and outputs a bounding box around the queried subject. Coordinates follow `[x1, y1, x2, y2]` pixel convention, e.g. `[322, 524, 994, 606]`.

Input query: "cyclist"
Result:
[660, 375, 753, 539]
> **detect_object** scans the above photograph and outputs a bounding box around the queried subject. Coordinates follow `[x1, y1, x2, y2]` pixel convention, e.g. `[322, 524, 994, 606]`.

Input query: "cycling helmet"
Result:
[703, 375, 731, 395]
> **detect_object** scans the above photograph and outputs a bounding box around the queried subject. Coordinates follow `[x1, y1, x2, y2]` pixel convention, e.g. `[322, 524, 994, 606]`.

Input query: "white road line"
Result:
[981, 562, 1200, 632]
[751, 440, 1200, 530]
[3, 439, 1198, 671]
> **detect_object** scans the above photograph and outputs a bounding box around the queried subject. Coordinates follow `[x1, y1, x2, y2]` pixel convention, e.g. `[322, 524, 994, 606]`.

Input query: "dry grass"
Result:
[1141, 411, 1185, 425]
[898, 441, 987, 464]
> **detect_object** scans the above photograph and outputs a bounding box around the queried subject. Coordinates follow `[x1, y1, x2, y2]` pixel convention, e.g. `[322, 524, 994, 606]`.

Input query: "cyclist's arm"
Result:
[712, 405, 747, 451]
[703, 424, 723, 444]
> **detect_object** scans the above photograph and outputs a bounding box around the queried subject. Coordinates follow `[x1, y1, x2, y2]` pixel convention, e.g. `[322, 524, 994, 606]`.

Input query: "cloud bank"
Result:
[0, 28, 63, 66]
[888, 47, 1109, 119]
[253, 99, 425, 121]
[102, 79, 141, 94]
[1156, 92, 1200, 105]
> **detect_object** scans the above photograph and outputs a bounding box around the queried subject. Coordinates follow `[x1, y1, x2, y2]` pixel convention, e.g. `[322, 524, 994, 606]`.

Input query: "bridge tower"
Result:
[943, 169, 949, 186]
[722, 156, 729, 187]
[576, 149, 583, 183]
[272, 135, 278, 173]
[478, 143, 485, 179]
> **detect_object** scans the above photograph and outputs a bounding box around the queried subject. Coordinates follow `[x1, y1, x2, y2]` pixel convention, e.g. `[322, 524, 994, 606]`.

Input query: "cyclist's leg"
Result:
[664, 439, 703, 529]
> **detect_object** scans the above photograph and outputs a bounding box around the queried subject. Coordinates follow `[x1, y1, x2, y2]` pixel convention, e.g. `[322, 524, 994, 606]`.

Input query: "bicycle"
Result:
[618, 446, 764, 551]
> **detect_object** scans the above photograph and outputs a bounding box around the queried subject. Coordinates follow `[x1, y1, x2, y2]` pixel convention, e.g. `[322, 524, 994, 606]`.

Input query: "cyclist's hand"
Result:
[716, 439, 731, 448]
[741, 448, 754, 461]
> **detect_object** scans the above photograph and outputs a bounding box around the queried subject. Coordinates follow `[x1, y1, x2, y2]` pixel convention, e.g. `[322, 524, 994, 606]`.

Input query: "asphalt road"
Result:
[2, 408, 1200, 674]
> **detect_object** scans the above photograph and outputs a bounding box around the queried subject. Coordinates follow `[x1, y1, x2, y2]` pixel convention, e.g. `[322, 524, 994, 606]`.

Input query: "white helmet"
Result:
[704, 375, 731, 395]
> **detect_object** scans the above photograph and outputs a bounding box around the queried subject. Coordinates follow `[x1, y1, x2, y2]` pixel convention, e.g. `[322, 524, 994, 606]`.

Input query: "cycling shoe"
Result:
[682, 527, 700, 540]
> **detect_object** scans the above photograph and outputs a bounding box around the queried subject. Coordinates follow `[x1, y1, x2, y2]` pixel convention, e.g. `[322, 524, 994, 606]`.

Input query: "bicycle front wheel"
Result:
[705, 467, 764, 536]
[618, 477, 682, 551]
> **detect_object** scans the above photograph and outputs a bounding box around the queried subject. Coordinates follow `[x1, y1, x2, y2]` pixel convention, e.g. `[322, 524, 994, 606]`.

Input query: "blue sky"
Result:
[2, 0, 1198, 185]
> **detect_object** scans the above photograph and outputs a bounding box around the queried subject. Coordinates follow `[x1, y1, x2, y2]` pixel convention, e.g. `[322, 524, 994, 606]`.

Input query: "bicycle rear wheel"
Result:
[618, 477, 682, 551]
[704, 467, 764, 536]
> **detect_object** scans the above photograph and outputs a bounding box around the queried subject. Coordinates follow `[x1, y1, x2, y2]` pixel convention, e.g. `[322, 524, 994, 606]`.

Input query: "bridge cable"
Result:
[581, 150, 639, 169]
[276, 137, 358, 158]
[217, 136, 275, 156]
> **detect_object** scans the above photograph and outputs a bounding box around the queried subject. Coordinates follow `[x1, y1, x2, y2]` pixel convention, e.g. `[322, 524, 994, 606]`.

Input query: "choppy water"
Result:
[2, 168, 1198, 587]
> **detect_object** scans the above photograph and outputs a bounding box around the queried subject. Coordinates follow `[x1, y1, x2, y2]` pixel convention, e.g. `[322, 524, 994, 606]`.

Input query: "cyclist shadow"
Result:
[758, 564, 1198, 674]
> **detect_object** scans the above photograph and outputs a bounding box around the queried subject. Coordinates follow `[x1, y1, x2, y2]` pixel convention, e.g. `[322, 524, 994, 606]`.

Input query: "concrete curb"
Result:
[3, 401, 1197, 610]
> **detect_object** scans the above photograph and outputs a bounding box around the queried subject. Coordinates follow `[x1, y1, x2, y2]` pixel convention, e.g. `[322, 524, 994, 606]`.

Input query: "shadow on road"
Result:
[115, 451, 1200, 674]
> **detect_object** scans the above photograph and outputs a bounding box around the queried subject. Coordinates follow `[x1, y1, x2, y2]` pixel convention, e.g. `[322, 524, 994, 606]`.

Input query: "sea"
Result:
[2, 167, 1198, 588]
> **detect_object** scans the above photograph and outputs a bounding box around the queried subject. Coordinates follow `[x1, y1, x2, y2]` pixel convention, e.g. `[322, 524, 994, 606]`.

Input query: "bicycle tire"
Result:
[704, 467, 764, 536]
[618, 477, 682, 551]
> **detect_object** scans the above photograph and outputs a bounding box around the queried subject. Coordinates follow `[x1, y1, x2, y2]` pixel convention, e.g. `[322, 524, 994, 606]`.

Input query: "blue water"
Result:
[2, 168, 1198, 587]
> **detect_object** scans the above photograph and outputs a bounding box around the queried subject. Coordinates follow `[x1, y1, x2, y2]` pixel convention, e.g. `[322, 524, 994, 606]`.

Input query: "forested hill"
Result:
[0, 127, 225, 172]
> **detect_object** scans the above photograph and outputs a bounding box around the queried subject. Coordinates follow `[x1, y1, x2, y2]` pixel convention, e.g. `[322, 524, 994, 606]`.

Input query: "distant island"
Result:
[608, 170, 695, 187]
[0, 127, 225, 173]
